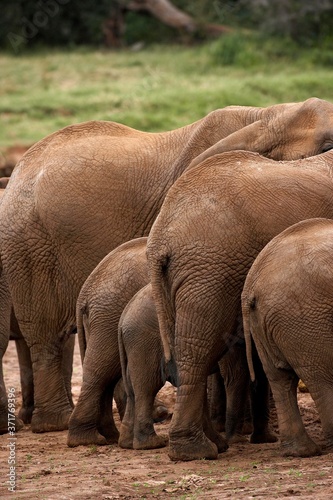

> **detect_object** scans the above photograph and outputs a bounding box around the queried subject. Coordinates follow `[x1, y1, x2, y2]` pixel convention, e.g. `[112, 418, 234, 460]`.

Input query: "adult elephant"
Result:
[146, 149, 333, 461]
[0, 98, 333, 433]
[242, 218, 333, 457]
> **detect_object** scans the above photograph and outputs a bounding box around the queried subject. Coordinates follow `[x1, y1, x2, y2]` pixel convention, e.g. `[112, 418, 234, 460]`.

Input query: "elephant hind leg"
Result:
[67, 381, 119, 447]
[249, 345, 277, 444]
[269, 367, 321, 457]
[30, 343, 73, 433]
[97, 383, 120, 444]
[207, 371, 226, 433]
[202, 388, 228, 453]
[299, 379, 333, 451]
[168, 379, 219, 461]
[15, 338, 34, 424]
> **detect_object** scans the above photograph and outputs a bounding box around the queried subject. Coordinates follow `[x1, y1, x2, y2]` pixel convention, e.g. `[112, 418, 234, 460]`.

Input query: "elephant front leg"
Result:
[249, 347, 277, 444]
[220, 344, 250, 444]
[15, 338, 34, 424]
[202, 387, 228, 453]
[207, 371, 226, 432]
[118, 391, 135, 449]
[30, 343, 73, 433]
[97, 384, 120, 443]
[0, 351, 24, 434]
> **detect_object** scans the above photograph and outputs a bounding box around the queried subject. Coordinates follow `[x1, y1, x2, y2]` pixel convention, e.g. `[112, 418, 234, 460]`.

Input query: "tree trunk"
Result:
[127, 0, 197, 32]
[103, 0, 232, 47]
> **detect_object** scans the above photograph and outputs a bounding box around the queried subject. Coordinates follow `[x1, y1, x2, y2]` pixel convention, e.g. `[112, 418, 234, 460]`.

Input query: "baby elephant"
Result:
[242, 217, 333, 458]
[118, 283, 228, 453]
[68, 237, 151, 447]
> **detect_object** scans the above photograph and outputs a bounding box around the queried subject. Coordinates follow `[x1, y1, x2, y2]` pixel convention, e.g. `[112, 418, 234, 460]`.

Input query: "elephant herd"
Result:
[1, 97, 333, 462]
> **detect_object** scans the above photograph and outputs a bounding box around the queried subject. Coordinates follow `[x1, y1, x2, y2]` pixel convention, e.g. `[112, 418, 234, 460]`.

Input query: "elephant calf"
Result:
[67, 237, 150, 447]
[242, 217, 333, 457]
[68, 237, 170, 447]
[118, 283, 228, 454]
[68, 236, 248, 449]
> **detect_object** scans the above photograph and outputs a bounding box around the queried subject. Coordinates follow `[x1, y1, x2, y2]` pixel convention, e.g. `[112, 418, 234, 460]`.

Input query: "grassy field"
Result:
[1, 40, 333, 148]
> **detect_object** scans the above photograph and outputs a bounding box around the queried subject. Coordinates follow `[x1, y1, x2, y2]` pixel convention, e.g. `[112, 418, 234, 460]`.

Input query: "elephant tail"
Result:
[76, 297, 88, 364]
[118, 309, 131, 399]
[147, 248, 174, 365]
[241, 290, 256, 383]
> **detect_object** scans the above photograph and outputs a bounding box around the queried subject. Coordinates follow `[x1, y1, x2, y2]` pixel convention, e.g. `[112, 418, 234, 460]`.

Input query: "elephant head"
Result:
[188, 97, 333, 169]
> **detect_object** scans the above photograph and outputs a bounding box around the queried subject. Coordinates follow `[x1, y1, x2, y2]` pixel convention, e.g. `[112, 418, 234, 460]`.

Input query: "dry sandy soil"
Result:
[1, 340, 332, 500]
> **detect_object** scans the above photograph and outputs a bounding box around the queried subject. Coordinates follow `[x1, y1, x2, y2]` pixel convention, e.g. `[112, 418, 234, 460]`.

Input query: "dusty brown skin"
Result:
[118, 284, 174, 451]
[67, 237, 150, 447]
[242, 217, 333, 458]
[3, 341, 333, 500]
[1, 98, 333, 434]
[118, 283, 229, 453]
[0, 186, 34, 432]
[69, 237, 245, 449]
[147, 148, 333, 461]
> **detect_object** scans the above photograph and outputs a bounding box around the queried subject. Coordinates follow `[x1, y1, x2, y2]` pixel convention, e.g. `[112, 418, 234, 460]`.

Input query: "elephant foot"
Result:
[118, 424, 134, 449]
[152, 404, 169, 423]
[98, 425, 119, 444]
[280, 436, 321, 457]
[18, 405, 34, 425]
[133, 433, 168, 450]
[228, 433, 248, 444]
[250, 429, 278, 444]
[0, 415, 24, 434]
[168, 433, 218, 461]
[67, 427, 108, 448]
[15, 416, 25, 431]
[205, 429, 228, 453]
[31, 408, 72, 433]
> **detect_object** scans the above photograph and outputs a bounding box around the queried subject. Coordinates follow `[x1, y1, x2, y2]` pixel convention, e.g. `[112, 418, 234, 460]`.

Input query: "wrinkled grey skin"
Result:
[0, 185, 74, 433]
[207, 369, 253, 440]
[118, 283, 227, 453]
[242, 218, 333, 458]
[0, 183, 34, 431]
[0, 277, 25, 433]
[0, 303, 75, 434]
[1, 98, 333, 433]
[67, 237, 150, 447]
[147, 149, 333, 461]
[118, 284, 173, 451]
[69, 237, 248, 449]
[0, 199, 74, 434]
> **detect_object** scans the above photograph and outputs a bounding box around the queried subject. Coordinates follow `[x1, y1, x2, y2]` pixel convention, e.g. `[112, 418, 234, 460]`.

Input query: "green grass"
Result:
[1, 38, 333, 148]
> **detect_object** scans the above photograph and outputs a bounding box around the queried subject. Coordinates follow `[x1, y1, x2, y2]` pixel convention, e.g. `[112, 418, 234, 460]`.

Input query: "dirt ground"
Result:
[1, 341, 332, 500]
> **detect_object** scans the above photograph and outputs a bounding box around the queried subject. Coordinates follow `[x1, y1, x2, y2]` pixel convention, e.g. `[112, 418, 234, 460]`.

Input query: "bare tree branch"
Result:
[127, 0, 197, 32]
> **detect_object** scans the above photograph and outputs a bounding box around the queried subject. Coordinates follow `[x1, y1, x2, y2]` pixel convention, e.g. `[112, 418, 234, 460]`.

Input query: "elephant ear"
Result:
[188, 119, 270, 169]
[188, 97, 333, 168]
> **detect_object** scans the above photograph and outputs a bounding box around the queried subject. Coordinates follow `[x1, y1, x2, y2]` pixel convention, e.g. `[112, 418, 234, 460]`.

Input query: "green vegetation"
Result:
[1, 1, 332, 49]
[1, 36, 333, 148]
